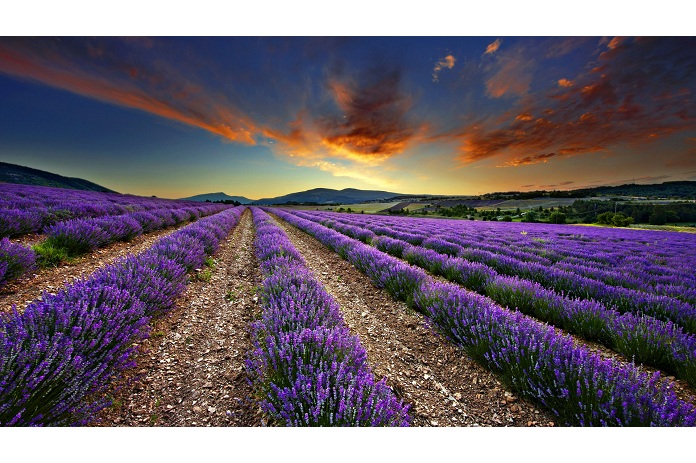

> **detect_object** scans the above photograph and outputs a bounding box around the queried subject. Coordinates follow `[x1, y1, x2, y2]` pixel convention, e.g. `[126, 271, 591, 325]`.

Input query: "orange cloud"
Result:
[558, 78, 574, 87]
[432, 54, 456, 82]
[497, 152, 558, 167]
[0, 41, 259, 145]
[607, 37, 626, 50]
[485, 39, 502, 55]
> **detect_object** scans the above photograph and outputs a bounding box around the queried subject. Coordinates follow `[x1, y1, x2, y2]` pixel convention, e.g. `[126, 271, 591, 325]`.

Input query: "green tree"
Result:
[611, 212, 634, 227]
[549, 211, 566, 224]
[649, 208, 667, 225]
[665, 210, 680, 223]
[596, 211, 615, 225]
[522, 211, 537, 222]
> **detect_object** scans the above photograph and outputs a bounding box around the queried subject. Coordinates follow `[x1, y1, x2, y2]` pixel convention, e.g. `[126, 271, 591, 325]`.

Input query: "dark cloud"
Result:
[318, 64, 420, 158]
[456, 37, 696, 165]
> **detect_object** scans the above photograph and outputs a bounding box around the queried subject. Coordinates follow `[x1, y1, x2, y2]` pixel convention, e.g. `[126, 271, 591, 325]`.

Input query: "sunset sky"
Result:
[1, 35, 695, 199]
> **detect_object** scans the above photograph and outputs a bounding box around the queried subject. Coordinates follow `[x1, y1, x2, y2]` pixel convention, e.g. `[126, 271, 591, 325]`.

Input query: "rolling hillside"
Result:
[0, 161, 116, 192]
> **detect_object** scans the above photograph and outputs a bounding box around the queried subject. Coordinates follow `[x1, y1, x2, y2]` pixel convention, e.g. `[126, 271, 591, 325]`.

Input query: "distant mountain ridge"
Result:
[0, 161, 116, 192]
[178, 192, 253, 204]
[254, 187, 403, 205]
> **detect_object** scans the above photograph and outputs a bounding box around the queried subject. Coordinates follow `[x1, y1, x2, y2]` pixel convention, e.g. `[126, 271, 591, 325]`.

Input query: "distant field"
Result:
[571, 223, 696, 234]
[629, 223, 696, 233]
[477, 198, 578, 210]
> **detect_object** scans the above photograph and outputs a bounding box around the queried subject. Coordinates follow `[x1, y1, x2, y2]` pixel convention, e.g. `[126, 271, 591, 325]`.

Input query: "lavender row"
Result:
[0, 203, 229, 287]
[373, 211, 695, 272]
[331, 214, 696, 302]
[345, 212, 696, 294]
[297, 211, 696, 333]
[247, 208, 409, 426]
[0, 183, 218, 238]
[0, 206, 243, 426]
[438, 230, 696, 304]
[42, 204, 229, 257]
[269, 208, 696, 426]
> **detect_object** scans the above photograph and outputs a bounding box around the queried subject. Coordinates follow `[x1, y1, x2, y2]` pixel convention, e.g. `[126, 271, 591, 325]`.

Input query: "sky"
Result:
[1, 35, 695, 199]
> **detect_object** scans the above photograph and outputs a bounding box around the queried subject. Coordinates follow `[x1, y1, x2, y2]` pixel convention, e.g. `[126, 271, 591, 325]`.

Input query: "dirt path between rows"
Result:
[94, 209, 262, 426]
[270, 213, 557, 427]
[1, 222, 192, 313]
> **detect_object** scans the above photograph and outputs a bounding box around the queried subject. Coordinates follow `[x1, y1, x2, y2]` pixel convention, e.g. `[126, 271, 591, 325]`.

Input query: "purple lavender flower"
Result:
[0, 238, 36, 286]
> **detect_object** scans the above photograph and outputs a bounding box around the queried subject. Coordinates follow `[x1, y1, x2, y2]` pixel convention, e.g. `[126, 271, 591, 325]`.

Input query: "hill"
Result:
[178, 192, 253, 204]
[481, 181, 696, 200]
[255, 187, 403, 205]
[582, 181, 696, 198]
[0, 161, 116, 192]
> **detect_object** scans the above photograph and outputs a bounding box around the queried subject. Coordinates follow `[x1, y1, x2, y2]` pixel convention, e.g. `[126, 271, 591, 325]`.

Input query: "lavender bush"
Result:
[417, 281, 696, 426]
[0, 210, 43, 238]
[43, 220, 111, 256]
[298, 209, 696, 305]
[0, 283, 150, 426]
[0, 238, 36, 286]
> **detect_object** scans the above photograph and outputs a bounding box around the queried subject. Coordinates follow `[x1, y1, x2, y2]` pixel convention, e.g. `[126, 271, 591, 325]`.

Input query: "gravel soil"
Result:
[9, 232, 44, 248]
[94, 209, 262, 427]
[270, 213, 558, 427]
[1, 223, 192, 313]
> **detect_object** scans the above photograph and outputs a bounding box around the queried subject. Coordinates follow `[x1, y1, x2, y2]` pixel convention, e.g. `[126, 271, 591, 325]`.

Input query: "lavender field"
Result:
[2, 184, 696, 426]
